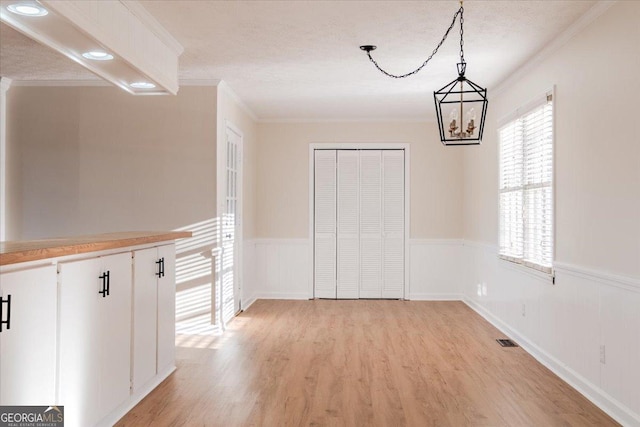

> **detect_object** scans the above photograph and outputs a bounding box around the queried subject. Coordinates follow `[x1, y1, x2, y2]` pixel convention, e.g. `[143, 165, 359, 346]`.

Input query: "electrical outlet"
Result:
[600, 345, 606, 364]
[521, 303, 526, 317]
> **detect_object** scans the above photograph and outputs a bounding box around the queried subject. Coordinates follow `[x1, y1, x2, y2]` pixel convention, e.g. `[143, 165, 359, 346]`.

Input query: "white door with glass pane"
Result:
[221, 125, 242, 322]
[313, 149, 405, 299]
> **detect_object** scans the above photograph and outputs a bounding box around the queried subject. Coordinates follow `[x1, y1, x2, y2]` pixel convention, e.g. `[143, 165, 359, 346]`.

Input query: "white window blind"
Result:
[499, 93, 553, 273]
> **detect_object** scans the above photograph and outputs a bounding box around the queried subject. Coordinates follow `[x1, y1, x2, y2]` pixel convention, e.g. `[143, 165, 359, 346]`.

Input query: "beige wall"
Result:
[463, 1, 640, 277]
[10, 86, 217, 239]
[4, 85, 22, 240]
[255, 121, 464, 239]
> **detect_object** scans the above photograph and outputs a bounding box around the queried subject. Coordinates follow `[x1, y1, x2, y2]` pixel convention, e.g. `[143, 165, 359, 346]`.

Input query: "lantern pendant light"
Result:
[360, 0, 488, 145]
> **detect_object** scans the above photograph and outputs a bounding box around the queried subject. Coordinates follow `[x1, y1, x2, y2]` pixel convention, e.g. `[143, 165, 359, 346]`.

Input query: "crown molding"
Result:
[258, 117, 435, 124]
[218, 80, 259, 122]
[491, 1, 617, 96]
[121, 1, 184, 56]
[0, 77, 13, 93]
[11, 79, 222, 88]
[179, 79, 221, 87]
[11, 79, 108, 87]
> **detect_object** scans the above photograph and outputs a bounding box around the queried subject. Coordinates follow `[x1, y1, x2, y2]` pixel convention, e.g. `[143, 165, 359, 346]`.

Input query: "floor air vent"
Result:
[496, 339, 518, 347]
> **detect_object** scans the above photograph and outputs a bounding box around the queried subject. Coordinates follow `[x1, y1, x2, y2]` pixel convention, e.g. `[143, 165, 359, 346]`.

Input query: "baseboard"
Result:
[251, 292, 311, 300]
[97, 364, 176, 427]
[242, 293, 258, 311]
[463, 297, 639, 427]
[408, 239, 464, 246]
[249, 238, 310, 246]
[409, 293, 462, 301]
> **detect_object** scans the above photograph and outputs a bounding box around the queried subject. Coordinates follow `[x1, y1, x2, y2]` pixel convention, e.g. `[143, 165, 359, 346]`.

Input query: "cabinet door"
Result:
[157, 244, 176, 373]
[132, 247, 158, 391]
[59, 252, 132, 427]
[59, 257, 102, 427]
[98, 252, 132, 417]
[0, 265, 57, 405]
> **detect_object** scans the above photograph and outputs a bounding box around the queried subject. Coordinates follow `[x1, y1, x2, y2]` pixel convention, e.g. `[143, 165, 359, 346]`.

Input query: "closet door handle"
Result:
[0, 295, 11, 332]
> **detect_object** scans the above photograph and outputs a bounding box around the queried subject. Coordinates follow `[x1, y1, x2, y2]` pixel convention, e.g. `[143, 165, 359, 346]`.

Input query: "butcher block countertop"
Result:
[0, 231, 192, 266]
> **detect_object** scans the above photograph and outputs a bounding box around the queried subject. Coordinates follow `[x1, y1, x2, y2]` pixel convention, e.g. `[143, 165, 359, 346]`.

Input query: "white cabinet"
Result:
[58, 252, 132, 427]
[0, 265, 57, 405]
[0, 233, 185, 427]
[156, 244, 176, 373]
[132, 244, 176, 391]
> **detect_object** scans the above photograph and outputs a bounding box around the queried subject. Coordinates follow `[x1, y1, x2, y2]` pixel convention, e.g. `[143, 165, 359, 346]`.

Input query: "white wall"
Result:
[462, 3, 640, 425]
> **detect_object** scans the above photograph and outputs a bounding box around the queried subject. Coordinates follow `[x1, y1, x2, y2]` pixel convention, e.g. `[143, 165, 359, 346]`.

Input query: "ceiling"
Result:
[0, 1, 597, 121]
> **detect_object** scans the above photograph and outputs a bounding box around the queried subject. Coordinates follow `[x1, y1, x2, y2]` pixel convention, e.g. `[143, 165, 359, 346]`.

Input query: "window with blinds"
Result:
[499, 92, 553, 273]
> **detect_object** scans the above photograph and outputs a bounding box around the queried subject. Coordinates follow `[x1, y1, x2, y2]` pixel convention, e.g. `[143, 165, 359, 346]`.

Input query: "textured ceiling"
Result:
[0, 1, 598, 120]
[0, 23, 97, 80]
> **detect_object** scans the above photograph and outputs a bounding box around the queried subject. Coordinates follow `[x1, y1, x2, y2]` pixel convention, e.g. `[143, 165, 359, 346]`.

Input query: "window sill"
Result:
[498, 256, 554, 283]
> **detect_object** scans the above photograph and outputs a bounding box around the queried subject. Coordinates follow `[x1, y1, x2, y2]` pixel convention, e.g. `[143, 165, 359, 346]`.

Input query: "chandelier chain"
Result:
[364, 6, 463, 79]
[460, 6, 465, 64]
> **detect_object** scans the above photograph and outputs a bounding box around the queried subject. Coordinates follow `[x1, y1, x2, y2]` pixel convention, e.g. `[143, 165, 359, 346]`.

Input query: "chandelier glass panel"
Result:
[360, 1, 488, 145]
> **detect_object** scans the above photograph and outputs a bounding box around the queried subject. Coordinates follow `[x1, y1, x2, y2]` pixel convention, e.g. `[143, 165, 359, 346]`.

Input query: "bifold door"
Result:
[314, 149, 405, 299]
[314, 150, 337, 298]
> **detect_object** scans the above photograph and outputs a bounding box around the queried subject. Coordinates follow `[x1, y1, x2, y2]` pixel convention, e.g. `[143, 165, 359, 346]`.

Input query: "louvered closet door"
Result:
[359, 150, 383, 298]
[314, 150, 337, 298]
[382, 150, 405, 298]
[314, 149, 405, 300]
[336, 150, 360, 299]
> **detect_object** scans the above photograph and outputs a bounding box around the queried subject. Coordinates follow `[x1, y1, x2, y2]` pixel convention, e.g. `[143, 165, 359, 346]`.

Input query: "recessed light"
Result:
[130, 82, 156, 89]
[7, 3, 48, 16]
[82, 51, 114, 61]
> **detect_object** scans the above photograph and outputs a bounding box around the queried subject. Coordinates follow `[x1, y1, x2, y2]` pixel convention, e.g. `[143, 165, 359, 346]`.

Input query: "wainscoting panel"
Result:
[242, 239, 311, 308]
[243, 238, 464, 304]
[462, 241, 640, 427]
[408, 239, 463, 300]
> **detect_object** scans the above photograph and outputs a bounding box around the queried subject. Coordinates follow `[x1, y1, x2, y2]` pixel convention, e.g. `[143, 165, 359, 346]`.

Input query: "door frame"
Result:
[217, 120, 244, 321]
[308, 142, 411, 300]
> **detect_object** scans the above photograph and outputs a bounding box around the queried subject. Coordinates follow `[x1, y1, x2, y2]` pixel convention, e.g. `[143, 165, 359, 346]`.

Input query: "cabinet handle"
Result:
[156, 258, 165, 278]
[99, 271, 110, 298]
[0, 294, 11, 332]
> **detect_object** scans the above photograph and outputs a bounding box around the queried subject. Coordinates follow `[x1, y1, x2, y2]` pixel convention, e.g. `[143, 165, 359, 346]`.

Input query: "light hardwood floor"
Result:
[117, 300, 618, 426]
